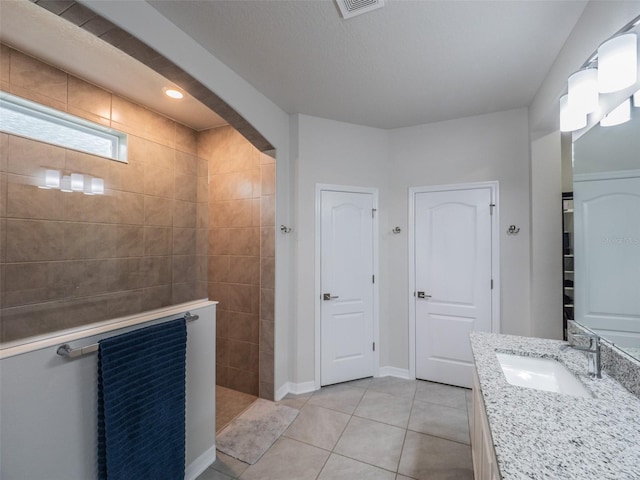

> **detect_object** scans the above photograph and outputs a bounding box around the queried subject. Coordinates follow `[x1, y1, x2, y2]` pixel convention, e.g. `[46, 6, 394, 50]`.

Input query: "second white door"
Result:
[413, 185, 495, 388]
[320, 189, 375, 386]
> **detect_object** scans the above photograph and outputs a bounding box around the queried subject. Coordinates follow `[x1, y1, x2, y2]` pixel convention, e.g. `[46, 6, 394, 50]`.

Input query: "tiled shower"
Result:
[0, 44, 274, 399]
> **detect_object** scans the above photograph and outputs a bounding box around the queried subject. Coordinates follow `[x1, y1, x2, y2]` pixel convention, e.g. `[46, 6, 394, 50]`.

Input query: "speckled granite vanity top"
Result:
[470, 332, 640, 480]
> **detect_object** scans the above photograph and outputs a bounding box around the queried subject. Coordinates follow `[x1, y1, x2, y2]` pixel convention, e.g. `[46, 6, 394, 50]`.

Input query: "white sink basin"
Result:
[496, 353, 592, 398]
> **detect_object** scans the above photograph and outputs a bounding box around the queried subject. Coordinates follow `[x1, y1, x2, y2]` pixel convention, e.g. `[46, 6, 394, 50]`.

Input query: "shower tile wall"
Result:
[0, 45, 208, 342]
[200, 126, 275, 399]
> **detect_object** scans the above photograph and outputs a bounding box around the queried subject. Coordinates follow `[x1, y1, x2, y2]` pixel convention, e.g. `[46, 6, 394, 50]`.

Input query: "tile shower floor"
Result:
[216, 386, 258, 433]
[199, 377, 474, 480]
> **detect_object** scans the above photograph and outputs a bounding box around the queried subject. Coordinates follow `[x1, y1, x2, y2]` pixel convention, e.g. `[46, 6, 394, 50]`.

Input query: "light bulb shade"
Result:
[41, 169, 60, 189]
[560, 94, 587, 132]
[60, 175, 72, 192]
[91, 177, 105, 195]
[600, 99, 631, 126]
[568, 69, 599, 113]
[598, 33, 638, 93]
[634, 89, 640, 107]
[70, 173, 84, 191]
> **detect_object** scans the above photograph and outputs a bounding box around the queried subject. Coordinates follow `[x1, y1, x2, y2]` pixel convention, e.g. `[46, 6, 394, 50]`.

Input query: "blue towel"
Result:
[97, 319, 187, 480]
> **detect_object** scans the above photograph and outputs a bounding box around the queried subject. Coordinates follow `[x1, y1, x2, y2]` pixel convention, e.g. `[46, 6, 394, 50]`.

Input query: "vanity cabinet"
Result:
[471, 368, 500, 480]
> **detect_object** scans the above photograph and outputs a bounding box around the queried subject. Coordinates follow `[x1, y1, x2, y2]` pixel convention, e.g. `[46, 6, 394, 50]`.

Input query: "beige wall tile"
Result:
[0, 133, 8, 172]
[261, 288, 274, 321]
[172, 255, 196, 284]
[197, 158, 208, 178]
[217, 309, 229, 338]
[260, 152, 276, 165]
[65, 150, 110, 180]
[260, 257, 275, 290]
[10, 50, 67, 104]
[259, 382, 274, 401]
[208, 282, 229, 309]
[261, 226, 275, 258]
[63, 190, 115, 224]
[109, 160, 145, 194]
[210, 172, 254, 201]
[142, 284, 172, 311]
[113, 258, 145, 290]
[259, 350, 274, 384]
[261, 194, 275, 227]
[208, 255, 230, 283]
[196, 228, 208, 256]
[175, 124, 198, 156]
[228, 368, 258, 396]
[144, 226, 172, 256]
[173, 200, 197, 228]
[67, 76, 111, 121]
[217, 336, 229, 365]
[144, 196, 173, 226]
[63, 259, 117, 298]
[66, 106, 111, 127]
[146, 114, 176, 149]
[227, 284, 259, 314]
[208, 227, 230, 255]
[6, 219, 65, 262]
[144, 165, 173, 198]
[115, 225, 144, 257]
[171, 281, 198, 304]
[229, 255, 260, 285]
[175, 173, 197, 202]
[141, 256, 171, 287]
[0, 44, 10, 84]
[175, 151, 198, 176]
[260, 319, 275, 354]
[3, 262, 68, 308]
[252, 198, 261, 227]
[173, 227, 196, 255]
[0, 173, 5, 218]
[7, 135, 65, 177]
[127, 136, 174, 171]
[228, 311, 259, 344]
[228, 340, 259, 373]
[113, 191, 144, 225]
[228, 227, 260, 256]
[197, 177, 208, 204]
[63, 223, 117, 260]
[8, 85, 66, 112]
[107, 290, 143, 319]
[111, 96, 151, 133]
[6, 174, 65, 220]
[261, 164, 276, 195]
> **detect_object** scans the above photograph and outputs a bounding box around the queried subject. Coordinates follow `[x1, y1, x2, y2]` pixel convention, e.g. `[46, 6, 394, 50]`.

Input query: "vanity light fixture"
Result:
[598, 33, 638, 93]
[164, 88, 184, 99]
[567, 69, 599, 113]
[60, 175, 73, 193]
[90, 177, 105, 195]
[600, 99, 631, 127]
[70, 173, 84, 192]
[560, 94, 587, 132]
[39, 169, 61, 189]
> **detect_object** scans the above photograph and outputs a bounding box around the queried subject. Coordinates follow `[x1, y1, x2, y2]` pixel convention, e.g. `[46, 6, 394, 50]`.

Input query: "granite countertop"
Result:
[470, 332, 640, 480]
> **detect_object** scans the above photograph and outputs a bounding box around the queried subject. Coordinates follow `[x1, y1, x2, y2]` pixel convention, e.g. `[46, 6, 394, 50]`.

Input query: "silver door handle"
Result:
[417, 291, 432, 299]
[323, 293, 339, 301]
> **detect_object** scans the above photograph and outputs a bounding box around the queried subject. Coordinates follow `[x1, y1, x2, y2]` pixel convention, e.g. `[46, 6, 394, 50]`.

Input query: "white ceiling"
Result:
[149, 0, 589, 129]
[0, 0, 227, 131]
[1, 0, 589, 131]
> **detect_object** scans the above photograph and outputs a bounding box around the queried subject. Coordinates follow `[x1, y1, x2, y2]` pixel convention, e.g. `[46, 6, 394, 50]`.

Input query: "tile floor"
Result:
[216, 386, 257, 433]
[199, 377, 474, 480]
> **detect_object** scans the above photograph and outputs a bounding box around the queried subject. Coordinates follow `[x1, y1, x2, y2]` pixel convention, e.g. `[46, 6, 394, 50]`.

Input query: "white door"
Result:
[320, 189, 375, 386]
[414, 186, 494, 388]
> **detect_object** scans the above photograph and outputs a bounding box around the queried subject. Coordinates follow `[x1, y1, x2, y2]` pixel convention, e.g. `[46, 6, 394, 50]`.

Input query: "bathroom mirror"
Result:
[572, 97, 640, 360]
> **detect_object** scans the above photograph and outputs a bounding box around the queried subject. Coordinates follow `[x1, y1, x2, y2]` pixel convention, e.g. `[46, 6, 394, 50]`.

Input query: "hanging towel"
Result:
[97, 319, 187, 480]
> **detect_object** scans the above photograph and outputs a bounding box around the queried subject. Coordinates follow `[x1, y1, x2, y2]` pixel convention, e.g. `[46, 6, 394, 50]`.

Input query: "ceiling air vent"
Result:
[335, 0, 384, 19]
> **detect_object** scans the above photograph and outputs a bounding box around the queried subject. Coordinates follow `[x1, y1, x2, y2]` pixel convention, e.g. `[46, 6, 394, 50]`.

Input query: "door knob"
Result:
[417, 291, 432, 299]
[323, 293, 339, 301]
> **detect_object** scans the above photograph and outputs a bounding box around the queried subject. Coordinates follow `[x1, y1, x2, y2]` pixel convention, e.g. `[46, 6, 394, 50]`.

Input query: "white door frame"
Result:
[408, 181, 500, 380]
[315, 184, 380, 390]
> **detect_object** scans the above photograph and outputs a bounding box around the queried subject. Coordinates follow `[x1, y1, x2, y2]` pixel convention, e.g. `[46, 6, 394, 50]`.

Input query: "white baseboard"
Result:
[378, 366, 411, 379]
[275, 381, 318, 400]
[185, 444, 217, 480]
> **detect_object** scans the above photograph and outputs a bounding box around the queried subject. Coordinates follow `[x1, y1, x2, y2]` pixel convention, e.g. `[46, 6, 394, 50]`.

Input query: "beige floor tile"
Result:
[398, 431, 473, 480]
[414, 381, 468, 410]
[210, 452, 249, 478]
[354, 390, 413, 428]
[196, 467, 235, 480]
[307, 383, 365, 414]
[396, 475, 416, 480]
[277, 391, 312, 410]
[239, 438, 329, 480]
[367, 377, 417, 399]
[283, 404, 350, 450]
[342, 377, 373, 389]
[318, 454, 395, 480]
[334, 416, 405, 471]
[408, 399, 470, 445]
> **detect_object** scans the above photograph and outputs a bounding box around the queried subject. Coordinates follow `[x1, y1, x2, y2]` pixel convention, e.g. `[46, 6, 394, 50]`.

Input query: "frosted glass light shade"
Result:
[600, 99, 631, 127]
[39, 169, 60, 189]
[91, 178, 105, 195]
[634, 89, 640, 107]
[560, 94, 587, 131]
[60, 175, 72, 192]
[598, 33, 638, 93]
[70, 173, 84, 191]
[568, 69, 599, 113]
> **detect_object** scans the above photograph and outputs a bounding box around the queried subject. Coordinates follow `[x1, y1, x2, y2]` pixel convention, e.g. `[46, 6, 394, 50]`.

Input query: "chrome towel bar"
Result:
[56, 312, 199, 358]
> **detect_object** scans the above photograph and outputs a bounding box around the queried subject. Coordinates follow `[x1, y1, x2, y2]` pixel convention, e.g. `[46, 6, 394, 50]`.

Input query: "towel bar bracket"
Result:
[56, 312, 199, 358]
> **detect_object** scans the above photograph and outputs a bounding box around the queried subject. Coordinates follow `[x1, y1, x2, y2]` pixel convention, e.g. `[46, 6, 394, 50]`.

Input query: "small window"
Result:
[0, 91, 127, 162]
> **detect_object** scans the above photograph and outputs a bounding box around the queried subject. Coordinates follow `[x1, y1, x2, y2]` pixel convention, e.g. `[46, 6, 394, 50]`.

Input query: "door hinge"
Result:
[373, 342, 376, 351]
[372, 274, 375, 283]
[372, 208, 377, 218]
[490, 203, 496, 215]
[491, 279, 494, 289]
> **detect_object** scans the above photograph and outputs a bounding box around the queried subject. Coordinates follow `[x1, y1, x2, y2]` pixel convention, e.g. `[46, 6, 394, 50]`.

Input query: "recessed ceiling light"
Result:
[164, 88, 184, 99]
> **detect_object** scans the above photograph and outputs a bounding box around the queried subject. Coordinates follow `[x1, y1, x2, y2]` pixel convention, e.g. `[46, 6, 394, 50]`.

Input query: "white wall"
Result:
[292, 114, 391, 383]
[0, 303, 217, 480]
[530, 131, 563, 340]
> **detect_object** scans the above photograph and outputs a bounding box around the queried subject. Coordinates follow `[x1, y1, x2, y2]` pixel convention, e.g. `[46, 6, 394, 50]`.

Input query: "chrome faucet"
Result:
[560, 332, 602, 379]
